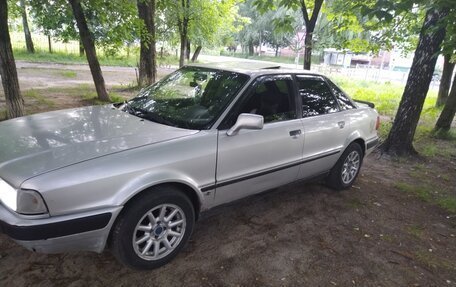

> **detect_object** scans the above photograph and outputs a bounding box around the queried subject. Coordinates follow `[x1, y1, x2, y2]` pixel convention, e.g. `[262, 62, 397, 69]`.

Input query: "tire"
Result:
[110, 186, 195, 270]
[326, 142, 363, 190]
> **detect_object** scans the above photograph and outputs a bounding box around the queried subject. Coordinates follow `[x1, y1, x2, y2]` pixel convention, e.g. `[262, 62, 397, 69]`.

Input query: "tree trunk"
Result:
[20, 0, 34, 53]
[275, 45, 279, 57]
[382, 8, 448, 156]
[0, 0, 25, 118]
[68, 0, 109, 102]
[179, 32, 187, 67]
[178, 0, 189, 68]
[436, 54, 455, 107]
[303, 32, 313, 70]
[47, 34, 52, 53]
[186, 40, 191, 60]
[79, 39, 84, 57]
[300, 0, 323, 71]
[435, 76, 456, 132]
[137, 0, 157, 86]
[258, 32, 262, 56]
[191, 45, 202, 62]
[248, 41, 254, 56]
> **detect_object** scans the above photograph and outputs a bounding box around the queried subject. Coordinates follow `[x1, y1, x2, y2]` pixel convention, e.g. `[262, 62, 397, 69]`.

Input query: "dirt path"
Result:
[0, 154, 455, 287]
[4, 61, 174, 91]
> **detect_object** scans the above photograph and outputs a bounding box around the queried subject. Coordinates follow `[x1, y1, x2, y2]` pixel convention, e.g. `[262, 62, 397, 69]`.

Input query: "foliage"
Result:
[29, 0, 142, 56]
[236, 0, 298, 54]
[189, 0, 243, 48]
[320, 0, 424, 54]
[158, 0, 242, 50]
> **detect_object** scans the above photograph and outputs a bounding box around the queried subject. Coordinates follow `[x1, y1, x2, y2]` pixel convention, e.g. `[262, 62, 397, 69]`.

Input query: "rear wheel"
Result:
[110, 186, 195, 269]
[326, 142, 363, 190]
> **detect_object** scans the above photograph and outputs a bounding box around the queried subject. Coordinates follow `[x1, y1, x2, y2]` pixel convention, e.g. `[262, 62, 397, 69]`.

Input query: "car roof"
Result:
[186, 62, 326, 78]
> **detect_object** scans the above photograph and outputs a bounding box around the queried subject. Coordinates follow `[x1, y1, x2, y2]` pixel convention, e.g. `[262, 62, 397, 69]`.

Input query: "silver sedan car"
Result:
[0, 63, 379, 269]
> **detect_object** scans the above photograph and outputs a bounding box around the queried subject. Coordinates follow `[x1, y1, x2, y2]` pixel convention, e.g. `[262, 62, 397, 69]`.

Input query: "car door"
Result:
[213, 75, 304, 206]
[296, 75, 351, 179]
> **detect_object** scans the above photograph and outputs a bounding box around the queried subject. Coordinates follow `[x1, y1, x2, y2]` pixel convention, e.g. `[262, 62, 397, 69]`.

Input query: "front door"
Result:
[214, 75, 304, 206]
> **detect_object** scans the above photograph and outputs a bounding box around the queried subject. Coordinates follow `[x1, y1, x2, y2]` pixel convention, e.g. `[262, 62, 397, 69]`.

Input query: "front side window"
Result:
[236, 77, 296, 124]
[297, 77, 339, 117]
[123, 67, 249, 130]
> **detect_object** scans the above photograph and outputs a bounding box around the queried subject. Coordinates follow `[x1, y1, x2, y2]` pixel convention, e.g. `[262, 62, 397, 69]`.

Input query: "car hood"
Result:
[0, 105, 198, 187]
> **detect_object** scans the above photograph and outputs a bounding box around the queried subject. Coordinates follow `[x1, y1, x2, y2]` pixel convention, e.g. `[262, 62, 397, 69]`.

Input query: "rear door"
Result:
[213, 75, 304, 206]
[296, 75, 351, 179]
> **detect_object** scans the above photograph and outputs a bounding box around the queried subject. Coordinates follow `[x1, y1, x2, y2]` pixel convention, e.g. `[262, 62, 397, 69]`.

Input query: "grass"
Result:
[394, 182, 433, 202]
[406, 225, 424, 238]
[415, 250, 456, 270]
[437, 197, 456, 214]
[23, 89, 55, 107]
[395, 182, 456, 214]
[347, 197, 363, 209]
[331, 77, 439, 118]
[13, 49, 179, 67]
[59, 70, 77, 78]
[81, 91, 126, 105]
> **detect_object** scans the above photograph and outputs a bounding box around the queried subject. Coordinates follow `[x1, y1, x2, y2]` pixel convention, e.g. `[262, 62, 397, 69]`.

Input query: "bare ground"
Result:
[0, 63, 456, 287]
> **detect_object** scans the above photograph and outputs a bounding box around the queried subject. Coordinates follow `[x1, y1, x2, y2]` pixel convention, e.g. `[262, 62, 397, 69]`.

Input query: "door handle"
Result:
[338, 121, 345, 129]
[289, 129, 302, 137]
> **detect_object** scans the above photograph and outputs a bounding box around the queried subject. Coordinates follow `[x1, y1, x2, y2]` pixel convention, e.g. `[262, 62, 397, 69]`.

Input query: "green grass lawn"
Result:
[13, 49, 179, 67]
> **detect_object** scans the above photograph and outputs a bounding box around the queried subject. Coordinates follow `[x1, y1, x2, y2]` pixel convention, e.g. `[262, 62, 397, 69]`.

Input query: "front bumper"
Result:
[0, 204, 122, 253]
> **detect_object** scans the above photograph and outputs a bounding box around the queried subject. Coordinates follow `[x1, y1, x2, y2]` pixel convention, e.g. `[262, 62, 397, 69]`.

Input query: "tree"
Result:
[0, 0, 25, 118]
[435, 75, 456, 132]
[254, 0, 324, 70]
[169, 0, 240, 66]
[436, 55, 455, 107]
[382, 7, 448, 155]
[188, 0, 241, 62]
[19, 0, 34, 53]
[436, 15, 456, 107]
[30, 0, 140, 56]
[321, 0, 423, 55]
[176, 0, 190, 67]
[68, 0, 109, 101]
[137, 0, 157, 86]
[29, 0, 77, 53]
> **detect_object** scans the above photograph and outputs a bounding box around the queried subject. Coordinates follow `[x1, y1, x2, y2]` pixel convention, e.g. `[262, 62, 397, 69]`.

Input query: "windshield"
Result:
[124, 67, 249, 130]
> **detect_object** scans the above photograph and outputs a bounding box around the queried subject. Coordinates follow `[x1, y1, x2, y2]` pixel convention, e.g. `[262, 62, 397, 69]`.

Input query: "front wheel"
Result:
[326, 142, 363, 190]
[110, 186, 195, 269]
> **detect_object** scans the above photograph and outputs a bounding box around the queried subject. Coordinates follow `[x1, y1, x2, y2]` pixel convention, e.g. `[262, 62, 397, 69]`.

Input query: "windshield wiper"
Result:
[141, 112, 177, 127]
[123, 101, 177, 127]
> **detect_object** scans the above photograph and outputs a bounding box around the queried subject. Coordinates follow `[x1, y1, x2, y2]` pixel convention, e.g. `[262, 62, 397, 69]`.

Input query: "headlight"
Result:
[0, 179, 48, 215]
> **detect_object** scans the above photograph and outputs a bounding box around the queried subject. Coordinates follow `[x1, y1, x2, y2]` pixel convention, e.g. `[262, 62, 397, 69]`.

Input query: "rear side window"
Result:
[327, 80, 357, 110]
[297, 77, 339, 117]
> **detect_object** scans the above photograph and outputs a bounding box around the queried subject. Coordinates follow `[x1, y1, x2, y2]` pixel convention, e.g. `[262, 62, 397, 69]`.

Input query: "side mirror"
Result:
[226, 113, 264, 136]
